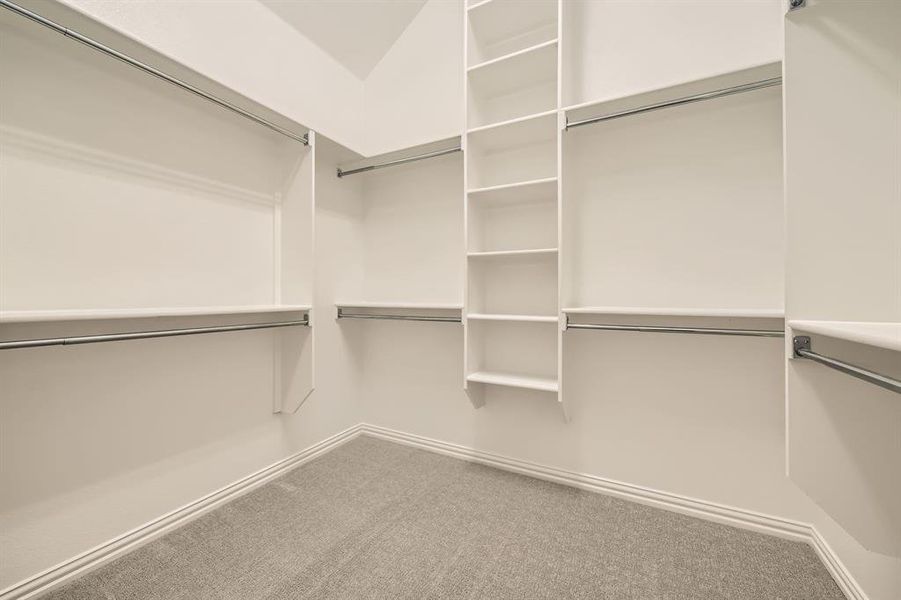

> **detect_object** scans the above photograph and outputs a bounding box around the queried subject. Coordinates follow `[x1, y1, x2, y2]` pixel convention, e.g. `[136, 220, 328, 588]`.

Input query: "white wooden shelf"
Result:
[467, 110, 557, 151]
[468, 177, 557, 203]
[0, 304, 312, 324]
[467, 371, 559, 393]
[467, 109, 559, 137]
[562, 307, 784, 319]
[468, 313, 558, 323]
[468, 248, 557, 259]
[788, 320, 901, 352]
[564, 61, 781, 130]
[467, 42, 557, 121]
[467, 0, 557, 61]
[335, 302, 462, 310]
[468, 39, 557, 74]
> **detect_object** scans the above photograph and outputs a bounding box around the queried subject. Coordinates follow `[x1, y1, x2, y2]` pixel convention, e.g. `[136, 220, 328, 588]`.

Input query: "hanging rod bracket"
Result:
[792, 335, 901, 395]
[792, 335, 811, 357]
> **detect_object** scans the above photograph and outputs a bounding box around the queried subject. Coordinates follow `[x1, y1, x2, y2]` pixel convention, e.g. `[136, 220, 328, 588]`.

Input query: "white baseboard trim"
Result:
[2, 421, 866, 600]
[359, 423, 867, 600]
[810, 529, 868, 600]
[0, 423, 364, 600]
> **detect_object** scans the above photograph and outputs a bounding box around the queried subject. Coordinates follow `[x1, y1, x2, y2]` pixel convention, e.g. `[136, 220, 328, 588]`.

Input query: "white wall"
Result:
[362, 0, 464, 156]
[562, 0, 783, 107]
[50, 0, 366, 152]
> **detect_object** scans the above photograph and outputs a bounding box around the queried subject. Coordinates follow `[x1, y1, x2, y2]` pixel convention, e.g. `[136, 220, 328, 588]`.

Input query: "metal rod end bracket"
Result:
[793, 335, 811, 358]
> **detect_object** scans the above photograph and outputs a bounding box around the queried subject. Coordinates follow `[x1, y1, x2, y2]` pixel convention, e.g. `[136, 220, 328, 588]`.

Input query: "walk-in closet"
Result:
[1, 1, 898, 598]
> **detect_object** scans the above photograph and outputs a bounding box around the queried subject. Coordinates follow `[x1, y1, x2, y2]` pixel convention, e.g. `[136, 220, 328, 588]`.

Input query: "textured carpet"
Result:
[43, 436, 845, 599]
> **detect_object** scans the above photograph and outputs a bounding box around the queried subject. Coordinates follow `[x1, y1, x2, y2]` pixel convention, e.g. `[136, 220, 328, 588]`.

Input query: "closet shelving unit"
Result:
[334, 138, 464, 325]
[559, 56, 786, 341]
[464, 0, 565, 418]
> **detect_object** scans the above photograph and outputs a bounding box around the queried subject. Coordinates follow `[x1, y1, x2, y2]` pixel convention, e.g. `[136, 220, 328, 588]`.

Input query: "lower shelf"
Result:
[467, 371, 559, 393]
[467, 313, 558, 323]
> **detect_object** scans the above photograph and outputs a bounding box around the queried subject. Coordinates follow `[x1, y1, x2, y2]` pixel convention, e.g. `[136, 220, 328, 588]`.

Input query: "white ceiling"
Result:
[260, 0, 428, 80]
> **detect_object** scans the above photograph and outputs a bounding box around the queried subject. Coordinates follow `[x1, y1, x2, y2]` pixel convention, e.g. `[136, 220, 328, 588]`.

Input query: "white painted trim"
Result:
[1, 422, 866, 600]
[359, 423, 866, 600]
[0, 424, 364, 600]
[810, 529, 868, 600]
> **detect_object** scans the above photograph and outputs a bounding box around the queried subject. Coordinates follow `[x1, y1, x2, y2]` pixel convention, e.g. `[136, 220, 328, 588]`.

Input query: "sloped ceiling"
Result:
[259, 0, 428, 80]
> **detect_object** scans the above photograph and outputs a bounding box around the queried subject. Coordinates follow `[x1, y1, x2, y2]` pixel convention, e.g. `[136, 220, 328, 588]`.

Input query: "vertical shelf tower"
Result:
[463, 0, 567, 420]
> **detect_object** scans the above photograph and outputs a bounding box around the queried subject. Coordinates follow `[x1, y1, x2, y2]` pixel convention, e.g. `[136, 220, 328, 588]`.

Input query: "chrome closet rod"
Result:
[793, 336, 901, 395]
[565, 76, 783, 130]
[336, 309, 460, 323]
[0, 318, 309, 350]
[566, 319, 784, 338]
[337, 147, 461, 178]
[0, 0, 309, 145]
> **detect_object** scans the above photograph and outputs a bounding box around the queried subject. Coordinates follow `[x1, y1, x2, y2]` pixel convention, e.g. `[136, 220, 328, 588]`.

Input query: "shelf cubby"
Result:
[466, 318, 558, 387]
[468, 197, 556, 255]
[467, 111, 557, 190]
[467, 0, 558, 66]
[467, 40, 557, 128]
[468, 251, 557, 316]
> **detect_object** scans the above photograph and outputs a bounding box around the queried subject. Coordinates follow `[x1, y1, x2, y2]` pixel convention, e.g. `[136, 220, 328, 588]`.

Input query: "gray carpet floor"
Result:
[44, 436, 845, 599]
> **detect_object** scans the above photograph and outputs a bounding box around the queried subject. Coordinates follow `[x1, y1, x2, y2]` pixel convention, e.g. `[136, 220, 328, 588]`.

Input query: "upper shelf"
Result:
[467, 0, 558, 66]
[563, 307, 785, 319]
[789, 320, 901, 352]
[0, 304, 312, 324]
[468, 41, 558, 117]
[564, 61, 782, 131]
[468, 38, 557, 76]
